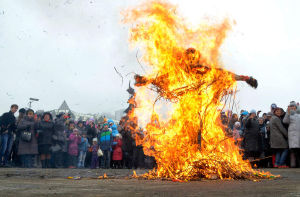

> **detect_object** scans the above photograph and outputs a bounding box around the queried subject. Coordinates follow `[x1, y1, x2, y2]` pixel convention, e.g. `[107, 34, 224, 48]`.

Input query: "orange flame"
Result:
[122, 0, 271, 181]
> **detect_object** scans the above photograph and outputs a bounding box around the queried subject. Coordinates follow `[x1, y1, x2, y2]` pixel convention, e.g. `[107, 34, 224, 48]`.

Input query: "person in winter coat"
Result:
[243, 110, 261, 163]
[112, 134, 123, 168]
[17, 109, 38, 168]
[78, 132, 89, 168]
[283, 102, 300, 168]
[76, 120, 86, 136]
[65, 120, 75, 138]
[68, 129, 81, 168]
[90, 138, 99, 169]
[85, 121, 97, 168]
[111, 124, 119, 137]
[52, 113, 67, 168]
[121, 126, 134, 169]
[98, 123, 113, 169]
[0, 104, 18, 167]
[232, 121, 242, 148]
[36, 112, 55, 168]
[270, 107, 289, 168]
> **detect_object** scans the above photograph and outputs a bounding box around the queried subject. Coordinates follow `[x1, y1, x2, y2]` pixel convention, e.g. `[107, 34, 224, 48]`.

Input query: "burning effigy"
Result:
[121, 0, 276, 181]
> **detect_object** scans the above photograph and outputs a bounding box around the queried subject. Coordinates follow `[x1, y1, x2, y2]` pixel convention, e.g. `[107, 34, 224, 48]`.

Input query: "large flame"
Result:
[122, 0, 272, 181]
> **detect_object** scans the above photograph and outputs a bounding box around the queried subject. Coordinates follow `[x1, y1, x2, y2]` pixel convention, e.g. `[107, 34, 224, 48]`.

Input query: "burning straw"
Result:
[121, 0, 276, 181]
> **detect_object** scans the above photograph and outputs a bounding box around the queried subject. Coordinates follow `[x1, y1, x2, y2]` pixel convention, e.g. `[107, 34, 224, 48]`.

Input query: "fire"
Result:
[122, 0, 273, 180]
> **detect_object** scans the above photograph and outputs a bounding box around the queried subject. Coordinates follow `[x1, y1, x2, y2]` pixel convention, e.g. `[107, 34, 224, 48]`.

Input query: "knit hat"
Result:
[26, 109, 35, 115]
[19, 108, 26, 114]
[271, 103, 277, 109]
[92, 138, 97, 142]
[234, 121, 241, 128]
[241, 111, 249, 116]
[289, 101, 297, 107]
[250, 109, 256, 114]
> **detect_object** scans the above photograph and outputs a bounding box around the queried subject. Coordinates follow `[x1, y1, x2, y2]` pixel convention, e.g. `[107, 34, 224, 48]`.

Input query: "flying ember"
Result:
[122, 0, 275, 181]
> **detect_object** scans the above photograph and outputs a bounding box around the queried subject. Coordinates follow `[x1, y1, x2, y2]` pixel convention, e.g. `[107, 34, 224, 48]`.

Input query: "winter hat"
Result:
[289, 101, 297, 107]
[42, 112, 53, 120]
[103, 123, 109, 127]
[108, 119, 114, 125]
[234, 121, 241, 128]
[26, 109, 35, 115]
[271, 103, 277, 109]
[92, 138, 97, 142]
[250, 109, 256, 114]
[89, 118, 95, 122]
[241, 111, 249, 116]
[116, 133, 122, 138]
[19, 108, 26, 114]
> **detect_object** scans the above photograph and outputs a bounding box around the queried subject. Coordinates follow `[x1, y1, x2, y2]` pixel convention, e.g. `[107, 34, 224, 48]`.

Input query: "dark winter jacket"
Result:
[17, 116, 38, 155]
[0, 111, 16, 134]
[36, 120, 55, 145]
[121, 129, 134, 153]
[270, 115, 288, 149]
[243, 117, 261, 152]
[53, 117, 67, 152]
[87, 125, 97, 144]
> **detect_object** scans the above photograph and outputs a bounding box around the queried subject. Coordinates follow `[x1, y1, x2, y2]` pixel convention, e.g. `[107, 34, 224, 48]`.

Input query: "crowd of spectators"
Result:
[0, 105, 153, 169]
[0, 101, 299, 169]
[222, 101, 300, 168]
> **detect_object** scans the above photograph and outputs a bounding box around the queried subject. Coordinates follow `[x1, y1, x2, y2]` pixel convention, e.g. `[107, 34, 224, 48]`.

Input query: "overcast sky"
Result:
[0, 0, 299, 115]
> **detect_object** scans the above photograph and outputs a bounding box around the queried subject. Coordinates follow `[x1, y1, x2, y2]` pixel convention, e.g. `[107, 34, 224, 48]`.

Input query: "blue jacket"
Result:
[98, 129, 113, 151]
[111, 125, 119, 137]
[78, 137, 90, 152]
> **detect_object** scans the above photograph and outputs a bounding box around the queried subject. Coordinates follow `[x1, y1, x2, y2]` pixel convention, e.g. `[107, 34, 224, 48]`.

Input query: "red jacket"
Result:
[112, 139, 123, 161]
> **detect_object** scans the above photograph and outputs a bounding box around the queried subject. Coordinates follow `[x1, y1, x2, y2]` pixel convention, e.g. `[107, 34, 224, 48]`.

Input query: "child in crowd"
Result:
[98, 123, 113, 169]
[233, 121, 243, 148]
[91, 138, 99, 169]
[112, 134, 123, 168]
[68, 129, 81, 168]
[111, 124, 119, 137]
[78, 132, 90, 168]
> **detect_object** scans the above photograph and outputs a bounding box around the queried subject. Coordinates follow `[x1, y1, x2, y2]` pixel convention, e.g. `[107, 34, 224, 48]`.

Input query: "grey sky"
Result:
[0, 0, 299, 115]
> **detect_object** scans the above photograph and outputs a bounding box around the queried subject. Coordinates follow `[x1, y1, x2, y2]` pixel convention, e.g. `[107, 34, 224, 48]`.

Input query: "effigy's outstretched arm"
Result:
[134, 68, 258, 89]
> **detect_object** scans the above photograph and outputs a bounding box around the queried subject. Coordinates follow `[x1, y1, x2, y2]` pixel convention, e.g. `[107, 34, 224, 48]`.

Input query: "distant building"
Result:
[115, 109, 126, 121]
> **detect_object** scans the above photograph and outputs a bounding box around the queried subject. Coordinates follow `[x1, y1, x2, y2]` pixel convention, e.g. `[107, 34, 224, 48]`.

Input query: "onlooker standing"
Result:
[243, 110, 261, 164]
[52, 113, 67, 168]
[68, 129, 81, 168]
[112, 134, 123, 168]
[11, 108, 26, 167]
[270, 108, 289, 168]
[17, 109, 38, 168]
[85, 120, 97, 168]
[283, 101, 300, 168]
[232, 122, 242, 148]
[78, 132, 89, 168]
[98, 123, 113, 169]
[36, 112, 55, 168]
[121, 126, 134, 169]
[76, 120, 86, 136]
[90, 138, 99, 169]
[0, 104, 18, 167]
